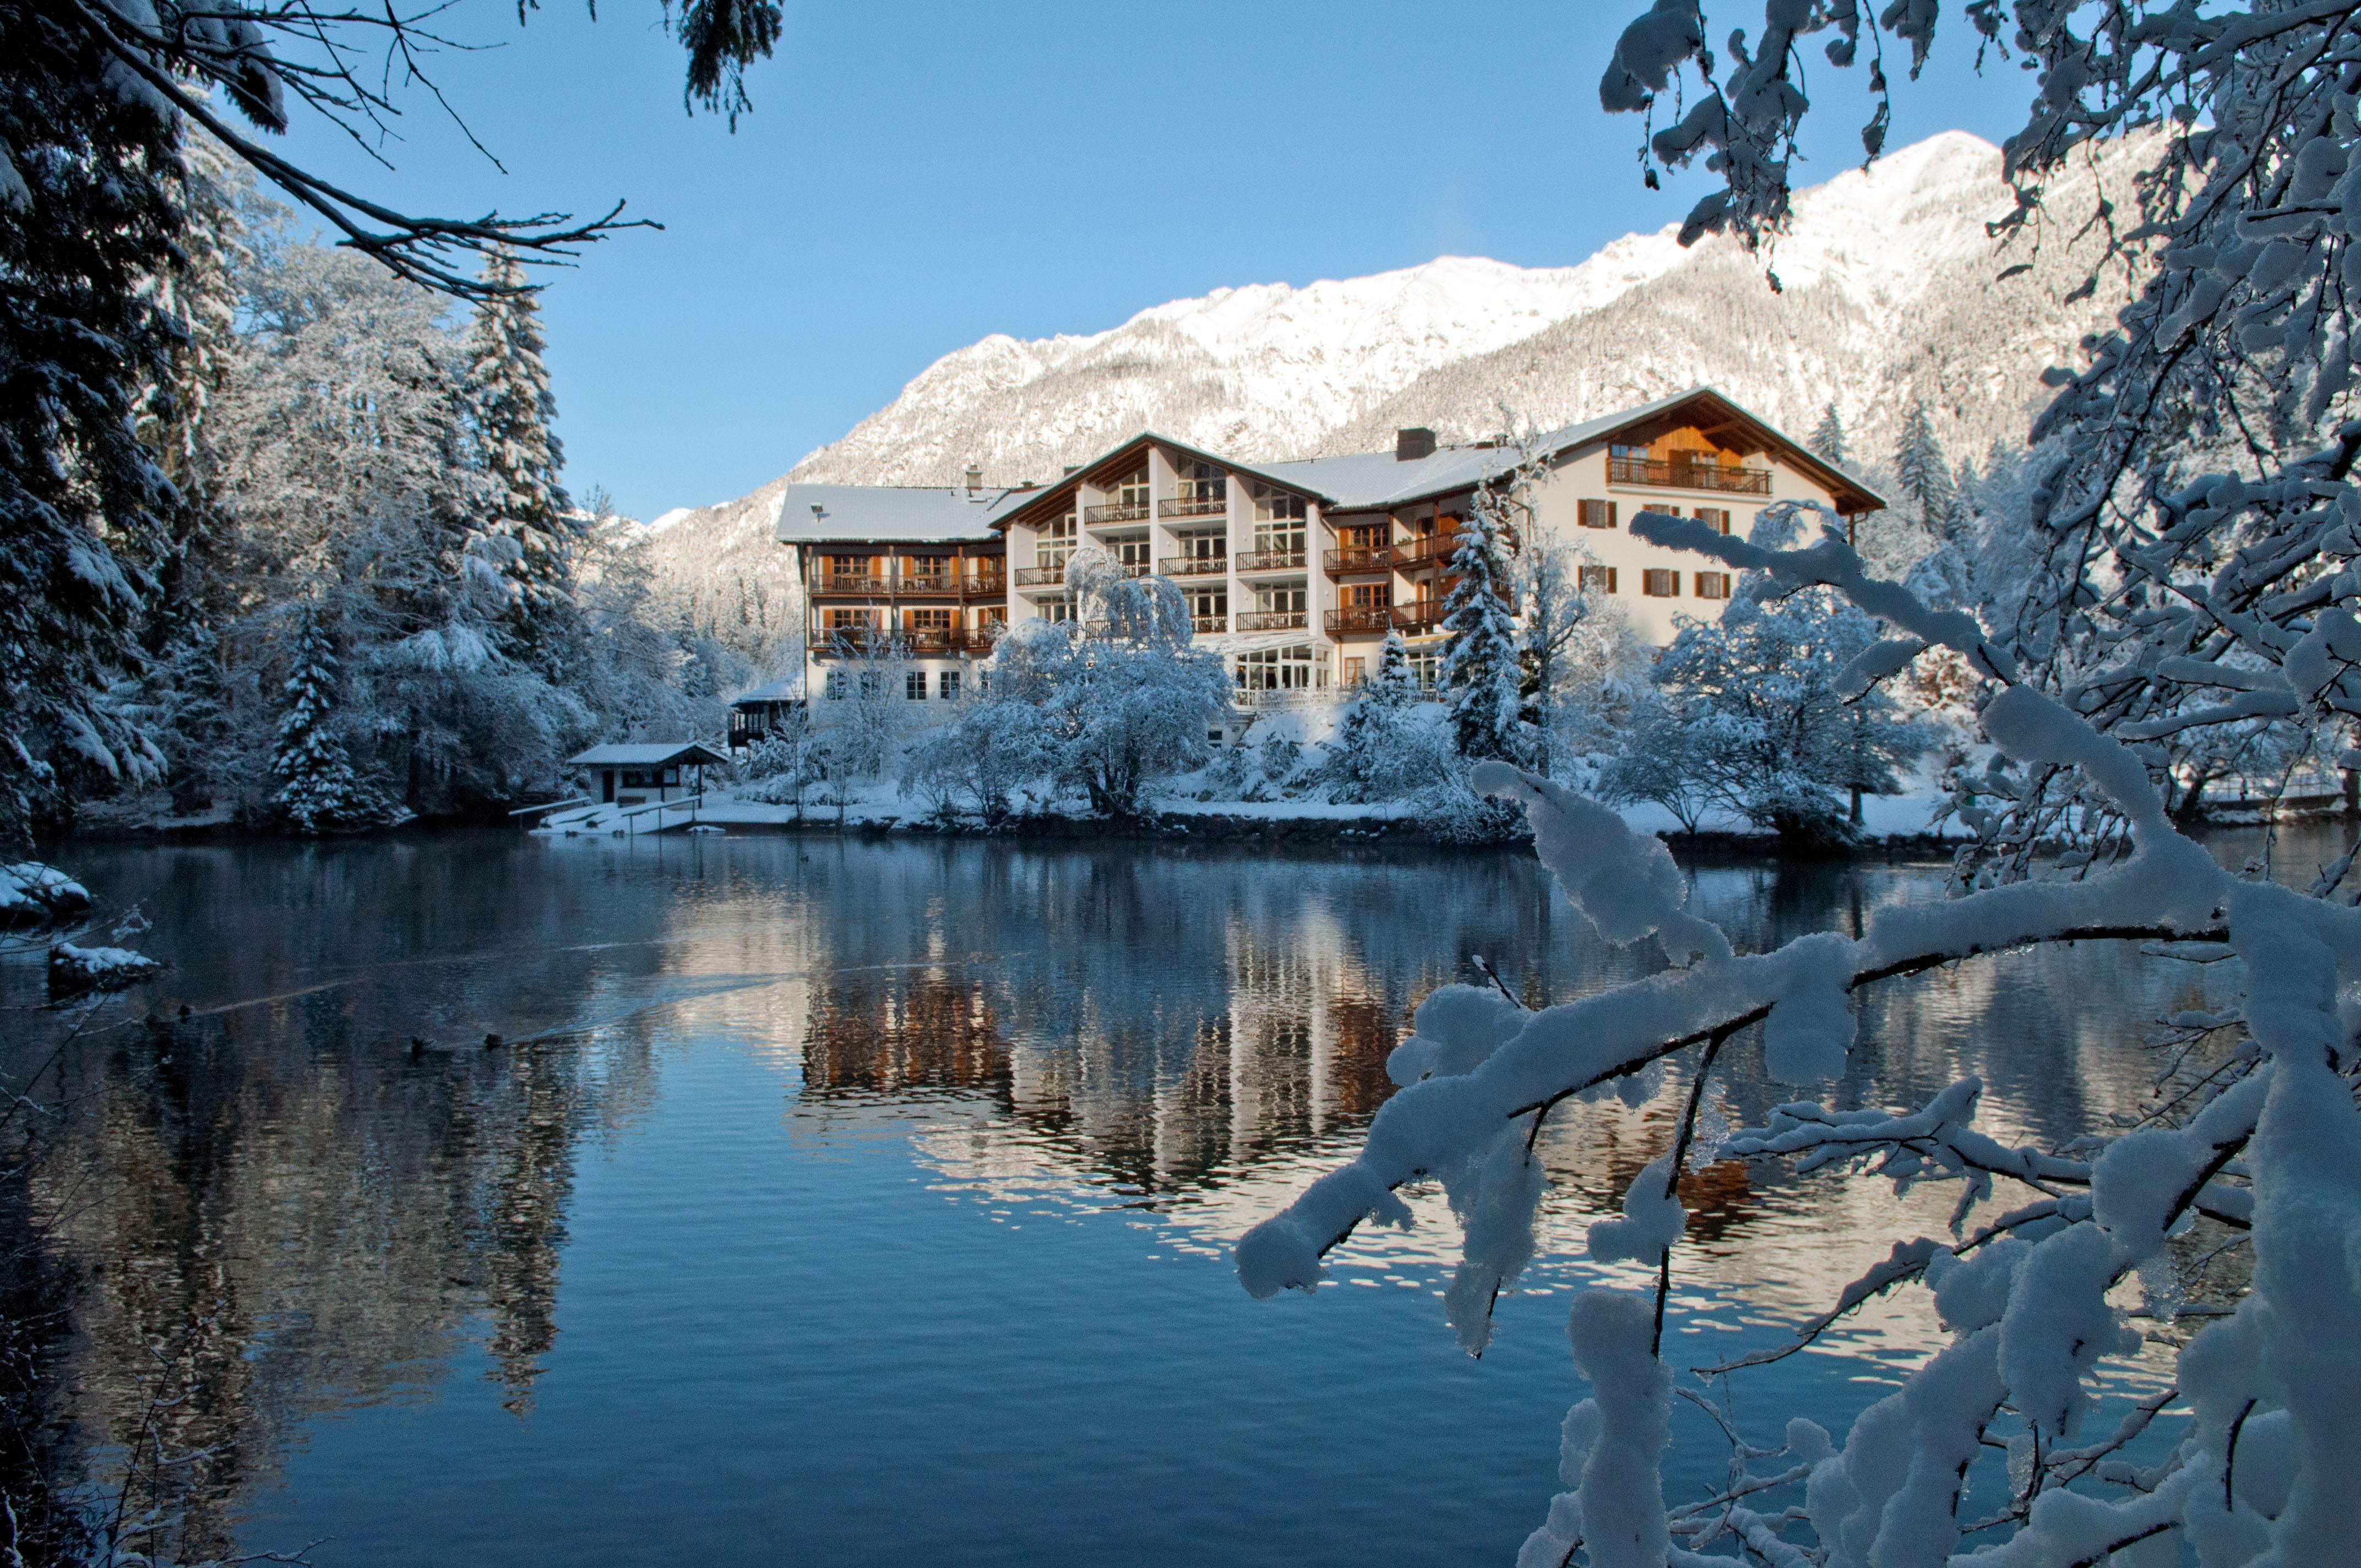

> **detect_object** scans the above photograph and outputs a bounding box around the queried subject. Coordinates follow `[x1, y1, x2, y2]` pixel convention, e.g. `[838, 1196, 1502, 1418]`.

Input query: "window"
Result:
[859, 671, 884, 698]
[1346, 582, 1391, 608]
[1114, 535, 1151, 570]
[825, 607, 872, 630]
[1250, 482, 1307, 523]
[1642, 569, 1680, 598]
[1694, 508, 1732, 533]
[1657, 505, 1682, 517]
[905, 671, 927, 701]
[1112, 467, 1149, 510]
[1235, 644, 1315, 691]
[1344, 657, 1367, 687]
[1579, 565, 1618, 594]
[940, 669, 961, 701]
[906, 608, 951, 633]
[1037, 509, 1076, 570]
[825, 553, 866, 581]
[902, 554, 949, 586]
[1181, 530, 1227, 566]
[1176, 459, 1226, 508]
[824, 670, 847, 700]
[1408, 652, 1441, 691]
[975, 605, 1008, 629]
[1694, 571, 1731, 600]
[1042, 596, 1076, 624]
[1343, 523, 1386, 549]
[1578, 499, 1618, 529]
[1256, 585, 1308, 616]
[1188, 587, 1227, 630]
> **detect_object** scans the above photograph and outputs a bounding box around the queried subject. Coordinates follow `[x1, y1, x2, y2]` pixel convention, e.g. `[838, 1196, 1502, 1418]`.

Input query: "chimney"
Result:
[1062, 464, 1081, 476]
[1395, 427, 1437, 462]
[964, 462, 984, 495]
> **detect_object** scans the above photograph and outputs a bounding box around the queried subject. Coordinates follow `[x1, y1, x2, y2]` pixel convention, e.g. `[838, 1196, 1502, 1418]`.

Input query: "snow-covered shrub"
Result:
[0, 864, 92, 933]
[1242, 517, 2361, 1568]
[1639, 513, 1927, 850]
[905, 700, 1046, 826]
[1597, 696, 1712, 834]
[983, 549, 1231, 816]
[47, 944, 164, 997]
[739, 716, 826, 816]
[1256, 734, 1302, 785]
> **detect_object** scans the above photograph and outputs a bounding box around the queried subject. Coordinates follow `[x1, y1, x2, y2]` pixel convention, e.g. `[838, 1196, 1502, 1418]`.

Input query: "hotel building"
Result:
[773, 386, 1882, 731]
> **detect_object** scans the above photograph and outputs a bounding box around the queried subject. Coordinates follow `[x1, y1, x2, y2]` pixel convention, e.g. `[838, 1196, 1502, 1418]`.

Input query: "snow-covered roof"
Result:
[772, 483, 1030, 546]
[567, 743, 731, 767]
[731, 677, 803, 705]
[1258, 387, 1881, 512]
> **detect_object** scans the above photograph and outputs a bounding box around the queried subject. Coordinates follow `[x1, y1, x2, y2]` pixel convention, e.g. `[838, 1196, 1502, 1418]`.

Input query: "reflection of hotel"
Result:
[776, 387, 1881, 727]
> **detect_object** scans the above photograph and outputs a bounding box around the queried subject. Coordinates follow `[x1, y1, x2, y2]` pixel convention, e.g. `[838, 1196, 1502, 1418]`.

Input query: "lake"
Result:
[1, 824, 2304, 1566]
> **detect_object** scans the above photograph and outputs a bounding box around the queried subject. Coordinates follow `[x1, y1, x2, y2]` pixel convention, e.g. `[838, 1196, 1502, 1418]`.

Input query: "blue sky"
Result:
[275, 3, 2033, 520]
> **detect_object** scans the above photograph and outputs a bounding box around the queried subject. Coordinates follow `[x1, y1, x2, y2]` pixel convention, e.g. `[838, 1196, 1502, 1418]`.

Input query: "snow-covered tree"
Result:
[1321, 632, 1427, 801]
[1440, 488, 1524, 762]
[982, 547, 1230, 816]
[1808, 400, 1848, 467]
[268, 596, 384, 834]
[467, 246, 582, 682]
[1890, 397, 1954, 525]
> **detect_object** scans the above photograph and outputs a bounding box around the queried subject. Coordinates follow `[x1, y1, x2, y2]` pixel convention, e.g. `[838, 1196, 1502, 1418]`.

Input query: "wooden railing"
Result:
[1158, 492, 1227, 518]
[814, 573, 889, 595]
[1233, 549, 1308, 573]
[1324, 546, 1391, 576]
[1085, 499, 1151, 524]
[1391, 532, 1464, 569]
[1236, 610, 1308, 631]
[1325, 606, 1394, 634]
[1390, 602, 1445, 631]
[814, 570, 1003, 596]
[1161, 555, 1227, 576]
[1607, 455, 1772, 495]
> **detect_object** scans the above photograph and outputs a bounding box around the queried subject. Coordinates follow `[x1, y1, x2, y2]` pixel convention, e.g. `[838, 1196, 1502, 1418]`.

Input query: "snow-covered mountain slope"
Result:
[646, 129, 2150, 633]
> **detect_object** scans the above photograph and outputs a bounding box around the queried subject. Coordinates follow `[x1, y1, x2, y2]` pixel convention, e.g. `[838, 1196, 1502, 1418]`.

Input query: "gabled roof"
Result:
[773, 483, 1032, 547]
[1259, 387, 1883, 514]
[731, 676, 803, 705]
[973, 388, 1880, 530]
[568, 743, 731, 768]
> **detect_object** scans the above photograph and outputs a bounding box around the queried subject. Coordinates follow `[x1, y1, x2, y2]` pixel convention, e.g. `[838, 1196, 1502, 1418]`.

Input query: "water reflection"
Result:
[0, 824, 2322, 1567]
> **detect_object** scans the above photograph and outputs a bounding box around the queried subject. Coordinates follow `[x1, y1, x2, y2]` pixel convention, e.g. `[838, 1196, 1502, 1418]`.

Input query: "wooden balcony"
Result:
[1325, 606, 1394, 634]
[1390, 602, 1445, 633]
[1161, 554, 1227, 576]
[1236, 611, 1308, 631]
[1013, 565, 1068, 589]
[1191, 614, 1228, 634]
[1084, 499, 1151, 524]
[814, 570, 1004, 597]
[1158, 492, 1227, 519]
[814, 573, 890, 595]
[1233, 549, 1307, 574]
[1391, 532, 1464, 570]
[1607, 455, 1772, 495]
[812, 628, 990, 658]
[1324, 546, 1392, 576]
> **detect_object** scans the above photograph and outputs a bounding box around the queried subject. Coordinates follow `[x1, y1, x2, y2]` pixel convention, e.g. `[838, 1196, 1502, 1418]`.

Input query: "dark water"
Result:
[1, 824, 2316, 1566]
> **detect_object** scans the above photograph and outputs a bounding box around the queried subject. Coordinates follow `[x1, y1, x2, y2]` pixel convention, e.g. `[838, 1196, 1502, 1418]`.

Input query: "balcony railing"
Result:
[1236, 610, 1308, 631]
[1233, 685, 1333, 707]
[1324, 606, 1395, 634]
[1160, 554, 1227, 576]
[1191, 614, 1228, 634]
[1084, 499, 1151, 524]
[1013, 565, 1068, 589]
[1158, 491, 1227, 518]
[1324, 546, 1391, 576]
[814, 570, 1004, 597]
[1607, 455, 1773, 495]
[1233, 549, 1308, 574]
[814, 627, 977, 657]
[1391, 532, 1465, 569]
[1390, 602, 1445, 632]
[1116, 561, 1150, 579]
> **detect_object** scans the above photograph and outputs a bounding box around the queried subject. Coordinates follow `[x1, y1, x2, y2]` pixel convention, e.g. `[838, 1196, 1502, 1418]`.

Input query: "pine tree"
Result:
[1891, 398, 1955, 523]
[1323, 631, 1420, 800]
[270, 599, 382, 834]
[468, 247, 580, 680]
[1808, 401, 1849, 467]
[1439, 493, 1524, 761]
[0, 4, 183, 842]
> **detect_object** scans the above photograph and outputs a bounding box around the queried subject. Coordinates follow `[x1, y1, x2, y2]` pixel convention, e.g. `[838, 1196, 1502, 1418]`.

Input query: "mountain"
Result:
[643, 129, 2150, 647]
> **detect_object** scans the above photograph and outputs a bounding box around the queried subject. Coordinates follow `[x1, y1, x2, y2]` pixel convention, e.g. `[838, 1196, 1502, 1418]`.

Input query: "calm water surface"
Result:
[3, 825, 2316, 1566]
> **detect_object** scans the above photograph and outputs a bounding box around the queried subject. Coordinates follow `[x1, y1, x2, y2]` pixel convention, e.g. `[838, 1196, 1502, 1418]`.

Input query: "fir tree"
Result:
[1808, 401, 1849, 467]
[468, 247, 581, 680]
[1890, 398, 1954, 523]
[269, 598, 382, 834]
[0, 4, 182, 842]
[1439, 492, 1523, 761]
[1323, 631, 1419, 800]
